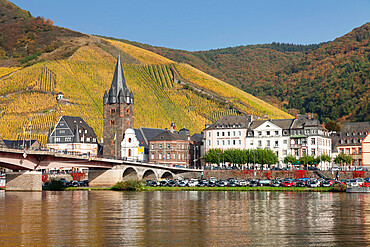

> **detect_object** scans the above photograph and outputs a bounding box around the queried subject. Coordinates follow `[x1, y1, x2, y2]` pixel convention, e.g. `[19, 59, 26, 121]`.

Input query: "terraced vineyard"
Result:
[0, 41, 291, 146]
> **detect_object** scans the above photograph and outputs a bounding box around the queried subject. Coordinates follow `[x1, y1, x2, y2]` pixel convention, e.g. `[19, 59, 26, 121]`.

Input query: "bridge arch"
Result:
[142, 169, 157, 180]
[122, 167, 138, 180]
[160, 171, 173, 180]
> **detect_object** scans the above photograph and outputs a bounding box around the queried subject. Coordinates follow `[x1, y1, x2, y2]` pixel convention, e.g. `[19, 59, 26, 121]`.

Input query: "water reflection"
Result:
[1, 191, 370, 246]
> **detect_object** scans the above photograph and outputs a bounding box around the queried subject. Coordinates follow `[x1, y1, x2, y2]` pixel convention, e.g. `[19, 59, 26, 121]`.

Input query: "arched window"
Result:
[128, 138, 132, 143]
[126, 109, 130, 114]
[110, 120, 115, 126]
[110, 108, 116, 115]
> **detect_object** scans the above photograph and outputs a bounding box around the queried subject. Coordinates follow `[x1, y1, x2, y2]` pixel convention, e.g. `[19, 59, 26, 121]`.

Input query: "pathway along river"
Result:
[1, 190, 370, 246]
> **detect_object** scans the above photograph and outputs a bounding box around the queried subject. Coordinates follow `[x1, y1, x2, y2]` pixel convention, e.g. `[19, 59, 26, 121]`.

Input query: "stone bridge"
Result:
[0, 148, 202, 189]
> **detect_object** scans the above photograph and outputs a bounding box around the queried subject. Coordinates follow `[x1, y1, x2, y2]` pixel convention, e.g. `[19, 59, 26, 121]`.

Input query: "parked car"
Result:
[249, 180, 258, 187]
[258, 179, 271, 186]
[188, 179, 199, 187]
[281, 180, 293, 187]
[308, 179, 320, 188]
[295, 181, 306, 187]
[271, 180, 280, 187]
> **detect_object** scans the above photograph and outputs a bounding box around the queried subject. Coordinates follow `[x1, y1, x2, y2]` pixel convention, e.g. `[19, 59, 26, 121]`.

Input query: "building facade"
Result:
[103, 55, 134, 158]
[148, 125, 192, 167]
[333, 122, 370, 166]
[47, 116, 98, 156]
[363, 133, 370, 166]
[204, 114, 332, 168]
[121, 128, 148, 162]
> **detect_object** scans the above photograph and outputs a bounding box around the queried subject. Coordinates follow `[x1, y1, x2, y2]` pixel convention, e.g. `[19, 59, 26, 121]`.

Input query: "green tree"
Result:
[334, 154, 353, 166]
[284, 154, 297, 165]
[203, 148, 224, 165]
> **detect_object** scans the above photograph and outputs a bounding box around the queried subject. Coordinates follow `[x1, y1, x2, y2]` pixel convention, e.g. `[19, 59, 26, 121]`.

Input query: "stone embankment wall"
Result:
[202, 170, 370, 180]
[6, 171, 42, 191]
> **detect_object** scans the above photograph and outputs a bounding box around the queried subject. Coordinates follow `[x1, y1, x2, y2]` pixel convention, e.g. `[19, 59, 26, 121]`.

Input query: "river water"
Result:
[1, 190, 370, 246]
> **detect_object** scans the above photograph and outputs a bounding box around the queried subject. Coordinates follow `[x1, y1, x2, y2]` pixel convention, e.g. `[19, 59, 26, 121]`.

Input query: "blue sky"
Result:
[11, 0, 370, 51]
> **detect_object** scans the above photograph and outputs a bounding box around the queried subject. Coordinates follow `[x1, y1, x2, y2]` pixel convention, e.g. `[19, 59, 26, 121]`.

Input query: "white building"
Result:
[204, 114, 332, 169]
[245, 119, 292, 166]
[204, 115, 253, 153]
[47, 116, 98, 156]
[121, 128, 147, 162]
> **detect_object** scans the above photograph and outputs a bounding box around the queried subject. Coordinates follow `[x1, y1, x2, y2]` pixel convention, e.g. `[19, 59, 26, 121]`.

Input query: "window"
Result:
[233, 131, 235, 136]
[110, 108, 116, 115]
[267, 140, 270, 146]
[353, 149, 356, 155]
[312, 149, 315, 155]
[128, 138, 132, 143]
[167, 144, 170, 149]
[258, 140, 262, 147]
[159, 144, 162, 149]
[275, 131, 279, 135]
[128, 149, 131, 156]
[110, 120, 115, 126]
[93, 138, 96, 142]
[295, 149, 299, 156]
[275, 140, 278, 146]
[167, 153, 170, 160]
[228, 140, 230, 145]
[65, 137, 72, 142]
[173, 153, 176, 159]
[217, 132, 219, 137]
[248, 132, 253, 136]
[359, 148, 362, 154]
[239, 131, 241, 136]
[59, 130, 65, 134]
[233, 140, 236, 145]
[159, 153, 162, 159]
[267, 131, 270, 136]
[151, 144, 154, 149]
[126, 109, 130, 114]
[302, 149, 306, 155]
[222, 132, 225, 137]
[258, 131, 262, 136]
[151, 153, 154, 159]
[228, 132, 230, 136]
[217, 140, 219, 145]
[311, 138, 315, 145]
[222, 140, 225, 145]
[239, 140, 241, 145]
[283, 140, 287, 144]
[178, 154, 181, 160]
[250, 141, 253, 146]
[208, 140, 211, 146]
[86, 137, 90, 142]
[85, 130, 87, 134]
[209, 132, 211, 137]
[283, 150, 287, 155]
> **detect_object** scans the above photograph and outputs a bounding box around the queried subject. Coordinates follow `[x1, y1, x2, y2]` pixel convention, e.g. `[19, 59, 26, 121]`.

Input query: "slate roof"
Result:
[335, 122, 370, 147]
[134, 129, 146, 147]
[139, 127, 167, 146]
[290, 115, 322, 129]
[248, 120, 266, 130]
[191, 133, 203, 143]
[47, 116, 97, 144]
[3, 140, 39, 149]
[150, 130, 188, 142]
[206, 115, 253, 130]
[103, 55, 134, 105]
[270, 119, 294, 129]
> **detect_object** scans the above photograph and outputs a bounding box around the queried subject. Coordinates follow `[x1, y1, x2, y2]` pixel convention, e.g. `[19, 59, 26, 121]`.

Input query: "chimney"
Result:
[170, 122, 176, 133]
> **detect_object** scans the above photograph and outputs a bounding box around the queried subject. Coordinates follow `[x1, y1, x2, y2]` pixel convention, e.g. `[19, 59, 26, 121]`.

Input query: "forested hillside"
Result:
[0, 0, 291, 146]
[258, 23, 370, 122]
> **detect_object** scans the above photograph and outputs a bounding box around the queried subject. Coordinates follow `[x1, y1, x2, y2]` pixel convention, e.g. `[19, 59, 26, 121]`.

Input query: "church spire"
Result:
[104, 55, 133, 105]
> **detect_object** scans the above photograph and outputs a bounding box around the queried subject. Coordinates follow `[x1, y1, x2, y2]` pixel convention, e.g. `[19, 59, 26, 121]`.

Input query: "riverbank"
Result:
[63, 186, 338, 192]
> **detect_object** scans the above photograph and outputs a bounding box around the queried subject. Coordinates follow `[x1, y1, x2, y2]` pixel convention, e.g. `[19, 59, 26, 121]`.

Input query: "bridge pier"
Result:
[5, 171, 42, 191]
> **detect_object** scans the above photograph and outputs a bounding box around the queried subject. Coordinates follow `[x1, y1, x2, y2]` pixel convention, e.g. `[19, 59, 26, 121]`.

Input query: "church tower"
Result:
[103, 55, 134, 158]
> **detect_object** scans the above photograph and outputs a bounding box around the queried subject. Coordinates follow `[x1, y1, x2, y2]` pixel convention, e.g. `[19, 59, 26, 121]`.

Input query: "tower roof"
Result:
[103, 55, 134, 105]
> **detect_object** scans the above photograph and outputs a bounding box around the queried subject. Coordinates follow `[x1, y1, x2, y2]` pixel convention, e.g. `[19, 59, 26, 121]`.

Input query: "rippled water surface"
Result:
[1, 190, 370, 246]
